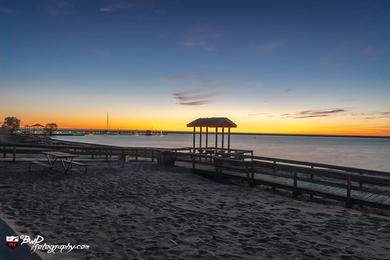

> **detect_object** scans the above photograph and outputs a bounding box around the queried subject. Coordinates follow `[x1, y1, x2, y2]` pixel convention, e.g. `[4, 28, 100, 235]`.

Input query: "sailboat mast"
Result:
[106, 112, 110, 131]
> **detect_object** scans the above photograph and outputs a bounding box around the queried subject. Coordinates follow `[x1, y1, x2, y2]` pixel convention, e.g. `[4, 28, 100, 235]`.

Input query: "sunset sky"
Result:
[0, 0, 389, 136]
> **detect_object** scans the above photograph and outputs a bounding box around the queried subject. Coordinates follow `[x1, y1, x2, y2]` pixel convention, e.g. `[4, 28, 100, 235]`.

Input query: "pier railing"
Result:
[2, 143, 390, 210]
[0, 143, 163, 164]
[173, 150, 390, 209]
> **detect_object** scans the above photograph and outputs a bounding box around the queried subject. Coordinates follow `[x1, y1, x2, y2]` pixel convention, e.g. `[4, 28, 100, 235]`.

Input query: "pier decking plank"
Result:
[178, 158, 390, 209]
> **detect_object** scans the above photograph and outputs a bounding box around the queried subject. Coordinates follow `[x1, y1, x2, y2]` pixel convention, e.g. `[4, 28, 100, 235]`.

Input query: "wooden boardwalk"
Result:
[174, 151, 390, 210]
[252, 173, 390, 208]
[2, 143, 390, 210]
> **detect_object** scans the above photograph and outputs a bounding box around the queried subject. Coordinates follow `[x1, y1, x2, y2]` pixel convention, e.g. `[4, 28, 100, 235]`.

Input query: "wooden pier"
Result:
[1, 143, 390, 210]
[173, 147, 390, 210]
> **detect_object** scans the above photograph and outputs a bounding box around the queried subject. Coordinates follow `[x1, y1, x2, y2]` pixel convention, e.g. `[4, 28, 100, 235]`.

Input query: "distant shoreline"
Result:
[165, 131, 390, 139]
[46, 129, 390, 139]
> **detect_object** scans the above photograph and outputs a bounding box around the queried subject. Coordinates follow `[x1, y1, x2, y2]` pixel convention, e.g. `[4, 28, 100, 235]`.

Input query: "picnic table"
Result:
[30, 151, 87, 173]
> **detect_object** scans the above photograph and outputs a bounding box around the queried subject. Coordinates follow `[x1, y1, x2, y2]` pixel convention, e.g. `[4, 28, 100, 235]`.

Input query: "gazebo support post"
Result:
[192, 127, 196, 153]
[215, 127, 218, 150]
[221, 127, 225, 149]
[228, 128, 231, 152]
[199, 127, 202, 149]
[205, 127, 208, 148]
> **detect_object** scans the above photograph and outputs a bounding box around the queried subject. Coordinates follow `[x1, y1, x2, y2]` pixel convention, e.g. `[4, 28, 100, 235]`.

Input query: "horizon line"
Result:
[41, 128, 390, 138]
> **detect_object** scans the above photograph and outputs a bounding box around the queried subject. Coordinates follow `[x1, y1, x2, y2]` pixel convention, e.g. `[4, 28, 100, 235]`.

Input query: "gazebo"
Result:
[187, 117, 237, 151]
[31, 123, 45, 135]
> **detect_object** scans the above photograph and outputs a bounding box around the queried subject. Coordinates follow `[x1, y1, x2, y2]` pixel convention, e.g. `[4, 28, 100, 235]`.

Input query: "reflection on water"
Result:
[53, 134, 390, 172]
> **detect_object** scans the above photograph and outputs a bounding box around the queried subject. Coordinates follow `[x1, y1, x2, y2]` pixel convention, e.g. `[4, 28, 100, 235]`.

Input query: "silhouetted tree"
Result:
[1, 116, 21, 134]
[44, 123, 58, 136]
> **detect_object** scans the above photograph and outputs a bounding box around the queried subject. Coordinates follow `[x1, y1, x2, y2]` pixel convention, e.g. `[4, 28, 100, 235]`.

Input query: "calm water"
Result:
[53, 134, 390, 172]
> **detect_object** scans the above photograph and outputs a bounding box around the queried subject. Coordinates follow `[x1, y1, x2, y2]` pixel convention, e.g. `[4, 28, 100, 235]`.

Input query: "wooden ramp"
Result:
[251, 173, 390, 209]
[175, 153, 390, 210]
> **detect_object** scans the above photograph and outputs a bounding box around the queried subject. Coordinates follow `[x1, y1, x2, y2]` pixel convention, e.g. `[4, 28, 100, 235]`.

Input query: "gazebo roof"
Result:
[31, 124, 44, 128]
[187, 117, 237, 128]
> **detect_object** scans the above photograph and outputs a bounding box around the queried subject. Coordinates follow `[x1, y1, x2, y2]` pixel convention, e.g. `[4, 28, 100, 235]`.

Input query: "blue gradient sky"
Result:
[0, 0, 389, 135]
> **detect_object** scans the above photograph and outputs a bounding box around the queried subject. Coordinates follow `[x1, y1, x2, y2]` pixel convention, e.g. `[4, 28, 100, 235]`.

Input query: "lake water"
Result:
[53, 134, 390, 172]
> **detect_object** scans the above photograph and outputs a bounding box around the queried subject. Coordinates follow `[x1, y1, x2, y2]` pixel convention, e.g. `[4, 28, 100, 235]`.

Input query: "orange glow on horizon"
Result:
[13, 116, 390, 137]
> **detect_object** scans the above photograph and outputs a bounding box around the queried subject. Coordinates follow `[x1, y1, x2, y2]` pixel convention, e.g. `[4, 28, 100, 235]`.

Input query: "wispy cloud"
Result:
[178, 100, 209, 106]
[162, 72, 207, 81]
[361, 46, 385, 62]
[256, 41, 281, 53]
[99, 1, 133, 13]
[282, 109, 346, 119]
[99, 0, 160, 13]
[0, 7, 14, 14]
[248, 113, 267, 117]
[183, 28, 222, 52]
[352, 111, 390, 120]
[89, 48, 112, 58]
[46, 0, 74, 16]
[173, 87, 218, 106]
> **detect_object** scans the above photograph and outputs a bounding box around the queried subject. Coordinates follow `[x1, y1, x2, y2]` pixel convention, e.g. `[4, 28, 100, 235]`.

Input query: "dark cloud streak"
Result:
[173, 87, 218, 106]
[352, 111, 390, 120]
[179, 101, 209, 106]
[282, 109, 346, 119]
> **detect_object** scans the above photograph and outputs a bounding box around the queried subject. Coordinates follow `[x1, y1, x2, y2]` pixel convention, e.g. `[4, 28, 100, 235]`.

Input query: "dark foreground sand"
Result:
[0, 161, 389, 259]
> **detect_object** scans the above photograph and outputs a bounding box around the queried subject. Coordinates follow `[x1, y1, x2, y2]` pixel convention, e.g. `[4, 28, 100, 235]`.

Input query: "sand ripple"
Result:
[0, 161, 390, 259]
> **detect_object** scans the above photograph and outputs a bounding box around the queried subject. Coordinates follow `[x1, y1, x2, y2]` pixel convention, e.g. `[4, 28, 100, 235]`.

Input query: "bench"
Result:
[63, 160, 88, 173]
[29, 160, 53, 172]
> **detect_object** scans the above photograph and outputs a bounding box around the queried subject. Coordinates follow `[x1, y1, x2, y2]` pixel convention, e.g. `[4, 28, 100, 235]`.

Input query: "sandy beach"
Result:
[0, 160, 390, 259]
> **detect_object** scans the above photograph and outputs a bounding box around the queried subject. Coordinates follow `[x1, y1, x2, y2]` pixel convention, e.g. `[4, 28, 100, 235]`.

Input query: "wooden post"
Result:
[215, 127, 218, 149]
[359, 173, 363, 189]
[228, 128, 231, 151]
[205, 127, 208, 148]
[158, 151, 175, 166]
[121, 150, 125, 168]
[12, 146, 16, 162]
[3, 146, 6, 158]
[135, 150, 138, 161]
[192, 127, 196, 152]
[293, 170, 298, 197]
[199, 127, 202, 148]
[246, 163, 255, 187]
[151, 150, 154, 162]
[250, 163, 255, 187]
[271, 161, 276, 191]
[310, 165, 314, 199]
[221, 127, 225, 149]
[192, 153, 195, 170]
[346, 175, 352, 208]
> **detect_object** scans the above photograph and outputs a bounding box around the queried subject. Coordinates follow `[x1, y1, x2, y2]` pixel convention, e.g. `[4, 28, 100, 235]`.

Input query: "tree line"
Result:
[1, 116, 58, 136]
